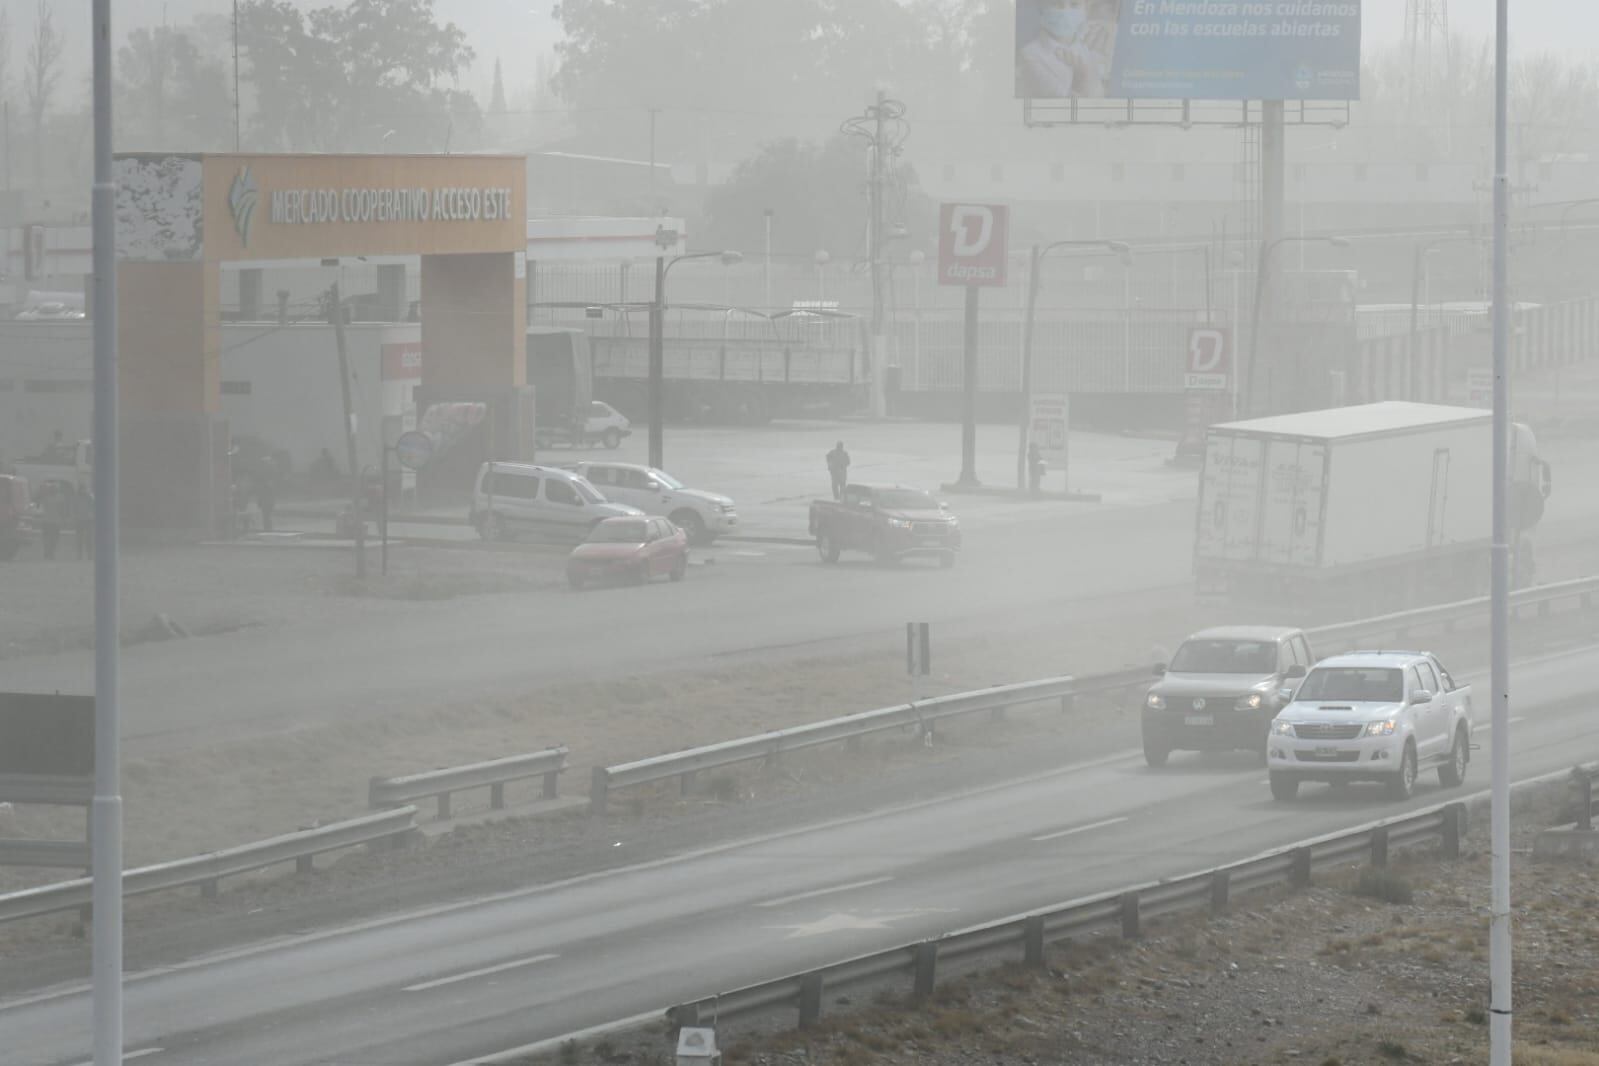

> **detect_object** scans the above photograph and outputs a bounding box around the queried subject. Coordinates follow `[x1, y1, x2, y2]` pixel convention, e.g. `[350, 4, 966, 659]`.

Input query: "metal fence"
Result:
[369, 748, 569, 821]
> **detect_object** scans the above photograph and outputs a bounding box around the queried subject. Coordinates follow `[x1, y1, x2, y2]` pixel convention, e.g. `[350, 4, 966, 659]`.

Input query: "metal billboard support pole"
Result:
[957, 285, 979, 487]
[1488, 1, 1513, 1063]
[649, 255, 665, 469]
[89, 1, 123, 1062]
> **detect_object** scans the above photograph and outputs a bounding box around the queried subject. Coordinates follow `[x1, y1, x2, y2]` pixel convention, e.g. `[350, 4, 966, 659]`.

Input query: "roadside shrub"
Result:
[1355, 867, 1415, 905]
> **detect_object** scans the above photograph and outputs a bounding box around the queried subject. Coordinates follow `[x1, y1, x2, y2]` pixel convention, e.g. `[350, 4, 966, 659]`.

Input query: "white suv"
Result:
[469, 462, 642, 542]
[1267, 651, 1473, 802]
[562, 461, 737, 545]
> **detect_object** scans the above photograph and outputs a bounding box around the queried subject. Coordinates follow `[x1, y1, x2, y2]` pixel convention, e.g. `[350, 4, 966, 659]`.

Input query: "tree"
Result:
[0, 5, 12, 191]
[117, 26, 236, 150]
[489, 57, 506, 114]
[24, 0, 60, 190]
[550, 0, 973, 160]
[239, 0, 478, 153]
[699, 135, 930, 267]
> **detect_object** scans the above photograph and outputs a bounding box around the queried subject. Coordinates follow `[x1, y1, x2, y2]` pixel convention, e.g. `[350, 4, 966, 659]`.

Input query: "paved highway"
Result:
[6, 644, 1598, 1066]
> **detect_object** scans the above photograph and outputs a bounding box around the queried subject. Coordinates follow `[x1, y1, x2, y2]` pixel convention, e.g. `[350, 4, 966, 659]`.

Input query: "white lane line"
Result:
[753, 876, 895, 909]
[1031, 816, 1129, 843]
[402, 953, 559, 993]
[67, 1049, 163, 1066]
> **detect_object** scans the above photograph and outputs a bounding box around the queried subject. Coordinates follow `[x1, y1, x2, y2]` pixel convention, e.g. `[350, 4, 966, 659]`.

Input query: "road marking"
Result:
[67, 1049, 163, 1066]
[753, 876, 894, 909]
[767, 909, 938, 940]
[402, 953, 559, 993]
[1031, 816, 1129, 842]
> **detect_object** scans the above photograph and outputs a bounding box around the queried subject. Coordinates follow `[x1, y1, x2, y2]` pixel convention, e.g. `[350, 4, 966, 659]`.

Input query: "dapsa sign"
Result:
[938, 203, 1010, 288]
[1015, 0, 1361, 102]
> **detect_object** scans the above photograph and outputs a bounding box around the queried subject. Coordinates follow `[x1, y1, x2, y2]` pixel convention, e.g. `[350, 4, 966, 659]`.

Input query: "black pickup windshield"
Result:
[874, 489, 938, 511]
[1168, 639, 1277, 675]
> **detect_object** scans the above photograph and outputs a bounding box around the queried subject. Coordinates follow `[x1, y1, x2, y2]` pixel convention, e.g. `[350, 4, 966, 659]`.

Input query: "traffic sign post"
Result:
[939, 204, 1009, 488]
[1027, 393, 1069, 492]
[1175, 327, 1235, 467]
[381, 430, 435, 575]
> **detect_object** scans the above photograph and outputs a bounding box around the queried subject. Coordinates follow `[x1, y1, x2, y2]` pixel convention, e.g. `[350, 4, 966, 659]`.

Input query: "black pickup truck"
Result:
[808, 483, 961, 567]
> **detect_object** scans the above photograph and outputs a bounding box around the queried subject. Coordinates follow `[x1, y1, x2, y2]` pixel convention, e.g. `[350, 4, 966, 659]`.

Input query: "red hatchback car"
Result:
[568, 516, 688, 589]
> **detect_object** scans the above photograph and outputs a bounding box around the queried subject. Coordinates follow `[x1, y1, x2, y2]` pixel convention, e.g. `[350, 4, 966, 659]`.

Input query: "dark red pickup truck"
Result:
[808, 483, 961, 567]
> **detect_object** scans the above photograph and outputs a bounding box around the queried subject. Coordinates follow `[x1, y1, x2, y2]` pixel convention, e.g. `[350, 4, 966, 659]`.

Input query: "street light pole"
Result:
[89, 0, 124, 1062]
[1016, 239, 1130, 489]
[1408, 236, 1479, 401]
[648, 248, 743, 470]
[1489, 0, 1513, 1062]
[1243, 235, 1349, 416]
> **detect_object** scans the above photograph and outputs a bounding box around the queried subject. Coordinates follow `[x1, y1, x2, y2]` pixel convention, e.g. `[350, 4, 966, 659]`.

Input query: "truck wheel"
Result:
[1143, 740, 1169, 768]
[672, 510, 709, 546]
[1387, 742, 1418, 801]
[1438, 727, 1469, 788]
[1269, 772, 1300, 801]
[816, 532, 841, 564]
[603, 428, 622, 449]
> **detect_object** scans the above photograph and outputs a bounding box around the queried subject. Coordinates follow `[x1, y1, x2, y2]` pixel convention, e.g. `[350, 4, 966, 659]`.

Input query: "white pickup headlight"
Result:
[1271, 720, 1295, 736]
[1365, 720, 1398, 737]
[1235, 692, 1264, 711]
[887, 517, 912, 530]
[1145, 693, 1166, 710]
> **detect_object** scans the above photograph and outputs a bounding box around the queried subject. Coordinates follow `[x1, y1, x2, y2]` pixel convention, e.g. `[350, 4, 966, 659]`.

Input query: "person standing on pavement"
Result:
[72, 483, 94, 560]
[37, 481, 68, 559]
[826, 441, 851, 500]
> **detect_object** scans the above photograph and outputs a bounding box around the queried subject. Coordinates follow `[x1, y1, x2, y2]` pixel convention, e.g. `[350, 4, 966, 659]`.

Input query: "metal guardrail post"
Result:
[913, 942, 938, 998]
[200, 879, 218, 900]
[1578, 770, 1593, 832]
[1442, 803, 1464, 859]
[1370, 827, 1390, 868]
[367, 776, 383, 810]
[436, 792, 451, 820]
[1119, 892, 1140, 939]
[797, 973, 824, 1028]
[296, 855, 314, 875]
[1210, 870, 1230, 913]
[1290, 847, 1312, 888]
[680, 771, 695, 797]
[1023, 916, 1045, 967]
[590, 767, 610, 816]
[490, 783, 506, 810]
[1060, 693, 1074, 714]
[543, 768, 560, 800]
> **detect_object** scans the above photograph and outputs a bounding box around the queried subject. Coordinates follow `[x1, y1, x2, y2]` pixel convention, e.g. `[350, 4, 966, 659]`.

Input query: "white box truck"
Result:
[1194, 402, 1551, 609]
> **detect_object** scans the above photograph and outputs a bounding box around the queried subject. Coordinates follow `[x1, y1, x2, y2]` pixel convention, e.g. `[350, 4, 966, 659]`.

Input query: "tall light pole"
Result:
[1488, 1, 1513, 1063]
[1243, 234, 1350, 415]
[1408, 235, 1480, 400]
[1017, 240, 1130, 489]
[89, 1, 124, 1063]
[763, 208, 774, 311]
[649, 247, 743, 469]
[814, 249, 830, 301]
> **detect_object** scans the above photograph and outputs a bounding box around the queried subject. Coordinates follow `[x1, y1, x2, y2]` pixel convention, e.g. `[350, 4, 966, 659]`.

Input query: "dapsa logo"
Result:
[229, 166, 259, 248]
[1294, 63, 1314, 92]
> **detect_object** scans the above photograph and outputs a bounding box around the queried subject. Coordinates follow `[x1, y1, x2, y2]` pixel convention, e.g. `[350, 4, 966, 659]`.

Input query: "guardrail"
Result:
[1573, 763, 1597, 832]
[588, 575, 1599, 816]
[0, 806, 418, 925]
[1303, 575, 1599, 653]
[589, 677, 1093, 814]
[666, 802, 1468, 1032]
[370, 747, 569, 820]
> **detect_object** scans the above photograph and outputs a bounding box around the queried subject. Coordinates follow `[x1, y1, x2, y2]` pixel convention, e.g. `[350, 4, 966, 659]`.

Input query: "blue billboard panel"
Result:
[1016, 1, 1361, 101]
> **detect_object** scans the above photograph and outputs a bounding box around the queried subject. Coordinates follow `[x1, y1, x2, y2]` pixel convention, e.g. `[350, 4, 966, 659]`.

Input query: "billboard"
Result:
[1015, 1, 1360, 102]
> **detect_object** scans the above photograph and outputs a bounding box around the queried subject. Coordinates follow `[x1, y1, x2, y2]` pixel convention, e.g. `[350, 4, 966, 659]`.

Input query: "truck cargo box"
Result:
[1196, 402, 1496, 577]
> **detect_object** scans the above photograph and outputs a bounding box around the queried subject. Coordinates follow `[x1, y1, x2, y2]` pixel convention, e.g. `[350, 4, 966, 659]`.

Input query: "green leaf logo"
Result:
[229, 166, 259, 247]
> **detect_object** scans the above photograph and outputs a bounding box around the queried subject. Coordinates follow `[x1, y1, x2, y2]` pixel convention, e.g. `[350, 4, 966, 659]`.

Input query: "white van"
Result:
[563, 461, 736, 545]
[470, 462, 642, 542]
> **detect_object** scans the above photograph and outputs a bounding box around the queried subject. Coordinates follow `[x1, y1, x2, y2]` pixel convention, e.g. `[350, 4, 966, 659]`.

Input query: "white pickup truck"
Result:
[16, 439, 92, 495]
[1267, 650, 1473, 802]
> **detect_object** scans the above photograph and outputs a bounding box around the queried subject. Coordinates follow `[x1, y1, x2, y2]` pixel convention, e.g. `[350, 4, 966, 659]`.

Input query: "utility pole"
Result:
[89, 0, 123, 1062]
[232, 0, 242, 151]
[841, 92, 905, 419]
[648, 108, 660, 213]
[649, 253, 665, 469]
[330, 281, 366, 579]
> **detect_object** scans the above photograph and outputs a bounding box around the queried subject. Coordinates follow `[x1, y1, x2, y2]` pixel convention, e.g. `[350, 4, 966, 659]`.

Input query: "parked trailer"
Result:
[1194, 402, 1551, 611]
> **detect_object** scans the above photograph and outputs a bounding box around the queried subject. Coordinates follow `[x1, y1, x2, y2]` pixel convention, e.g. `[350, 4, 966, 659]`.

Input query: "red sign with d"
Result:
[938, 203, 1010, 288]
